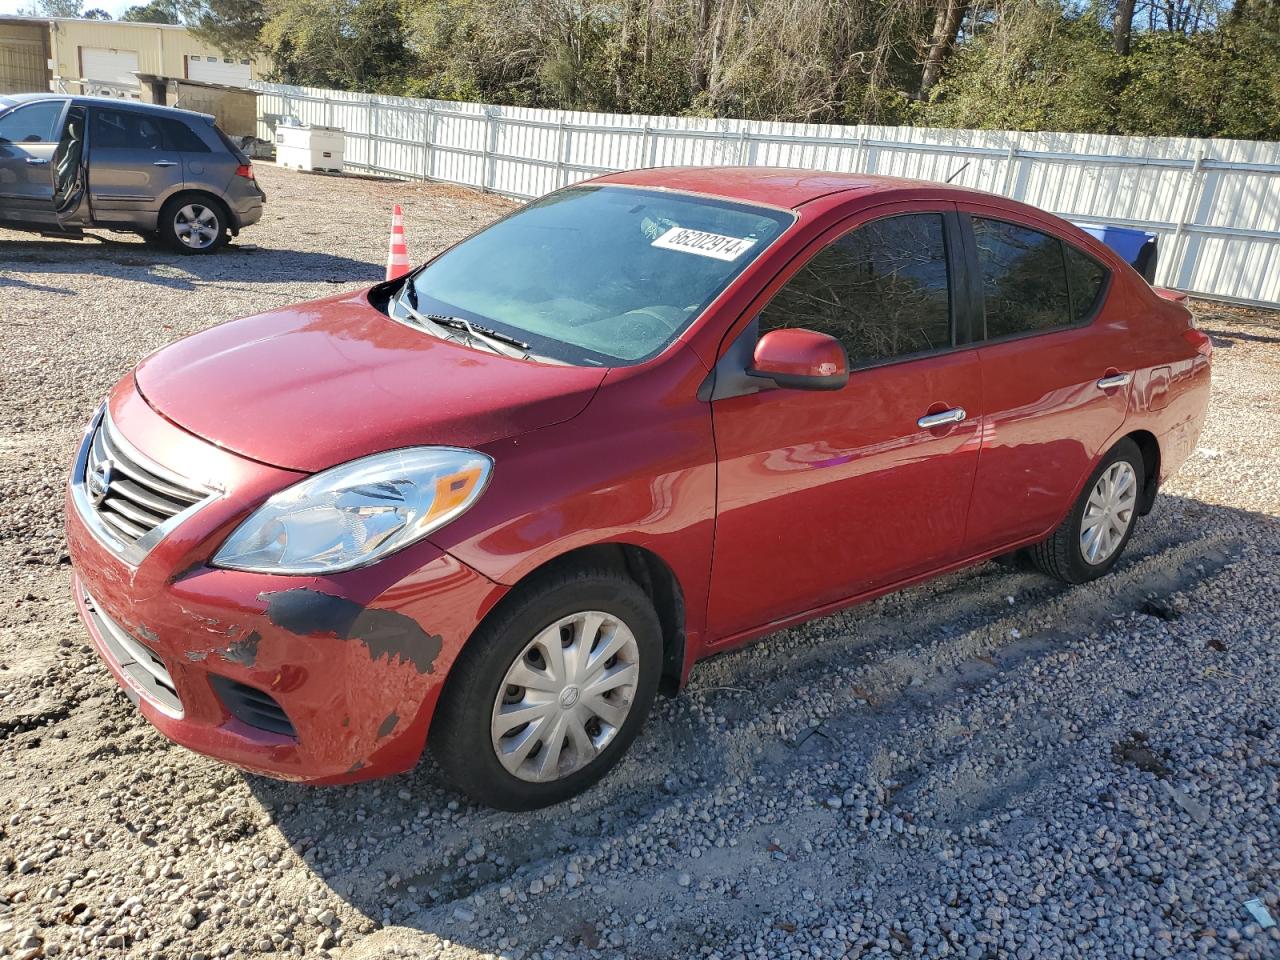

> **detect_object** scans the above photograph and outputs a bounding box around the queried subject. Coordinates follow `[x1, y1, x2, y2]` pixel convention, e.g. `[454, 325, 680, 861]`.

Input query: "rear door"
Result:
[0, 99, 68, 226]
[959, 206, 1129, 555]
[706, 205, 984, 640]
[86, 106, 184, 226]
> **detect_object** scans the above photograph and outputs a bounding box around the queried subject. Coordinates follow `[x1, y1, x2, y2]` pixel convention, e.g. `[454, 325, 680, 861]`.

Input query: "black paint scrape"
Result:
[219, 631, 262, 668]
[258, 589, 442, 675]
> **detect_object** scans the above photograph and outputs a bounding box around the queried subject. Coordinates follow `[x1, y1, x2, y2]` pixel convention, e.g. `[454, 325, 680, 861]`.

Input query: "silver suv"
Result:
[0, 93, 265, 253]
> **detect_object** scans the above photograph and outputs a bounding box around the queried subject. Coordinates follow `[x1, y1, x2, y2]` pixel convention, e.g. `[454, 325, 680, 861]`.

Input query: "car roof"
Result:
[0, 91, 212, 122]
[590, 165, 1011, 211]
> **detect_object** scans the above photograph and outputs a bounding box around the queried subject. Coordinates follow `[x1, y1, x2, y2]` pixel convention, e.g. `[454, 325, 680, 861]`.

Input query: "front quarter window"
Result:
[403, 186, 793, 366]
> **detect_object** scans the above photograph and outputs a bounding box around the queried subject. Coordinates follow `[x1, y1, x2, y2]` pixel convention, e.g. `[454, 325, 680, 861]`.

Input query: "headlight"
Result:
[212, 447, 492, 574]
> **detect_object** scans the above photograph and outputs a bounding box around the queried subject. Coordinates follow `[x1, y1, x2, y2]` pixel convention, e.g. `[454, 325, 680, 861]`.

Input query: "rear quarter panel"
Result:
[1121, 288, 1211, 484]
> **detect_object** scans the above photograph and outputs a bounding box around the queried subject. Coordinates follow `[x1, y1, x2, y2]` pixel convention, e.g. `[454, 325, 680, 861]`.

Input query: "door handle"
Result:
[25, 157, 49, 166]
[1096, 372, 1132, 390]
[917, 407, 967, 429]
[152, 160, 178, 167]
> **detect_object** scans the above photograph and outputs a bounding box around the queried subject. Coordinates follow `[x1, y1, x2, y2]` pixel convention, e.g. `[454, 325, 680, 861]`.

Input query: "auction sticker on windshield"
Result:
[651, 226, 757, 261]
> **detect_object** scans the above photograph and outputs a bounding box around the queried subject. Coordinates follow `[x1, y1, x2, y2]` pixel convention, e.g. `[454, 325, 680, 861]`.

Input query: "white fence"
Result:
[252, 82, 1280, 308]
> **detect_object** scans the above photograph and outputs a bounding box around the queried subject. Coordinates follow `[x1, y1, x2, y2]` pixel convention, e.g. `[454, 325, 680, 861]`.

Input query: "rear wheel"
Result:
[431, 566, 662, 810]
[159, 195, 228, 253]
[1029, 438, 1144, 584]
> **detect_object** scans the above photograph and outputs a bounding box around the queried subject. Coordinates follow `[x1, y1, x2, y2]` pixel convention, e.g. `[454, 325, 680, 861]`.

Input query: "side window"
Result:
[759, 213, 952, 367]
[1063, 243, 1109, 322]
[0, 101, 65, 144]
[972, 217, 1071, 338]
[161, 118, 211, 153]
[90, 109, 165, 151]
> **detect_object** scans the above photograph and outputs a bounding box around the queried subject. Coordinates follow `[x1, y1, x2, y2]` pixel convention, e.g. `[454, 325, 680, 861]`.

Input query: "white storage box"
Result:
[275, 123, 345, 173]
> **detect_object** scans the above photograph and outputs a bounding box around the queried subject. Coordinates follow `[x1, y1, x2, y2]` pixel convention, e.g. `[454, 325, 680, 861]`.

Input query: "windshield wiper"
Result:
[392, 286, 529, 360]
[426, 314, 531, 354]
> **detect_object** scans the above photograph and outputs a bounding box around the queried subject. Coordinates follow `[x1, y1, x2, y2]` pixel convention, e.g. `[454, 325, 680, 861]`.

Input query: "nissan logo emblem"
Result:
[88, 459, 114, 505]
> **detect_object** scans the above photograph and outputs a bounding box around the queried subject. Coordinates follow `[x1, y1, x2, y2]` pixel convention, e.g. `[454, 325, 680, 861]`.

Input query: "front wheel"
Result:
[431, 566, 662, 810]
[1029, 438, 1144, 584]
[159, 196, 228, 253]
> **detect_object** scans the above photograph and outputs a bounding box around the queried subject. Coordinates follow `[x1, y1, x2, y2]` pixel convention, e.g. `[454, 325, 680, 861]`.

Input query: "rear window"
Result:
[212, 124, 248, 163]
[91, 108, 165, 150]
[161, 118, 211, 153]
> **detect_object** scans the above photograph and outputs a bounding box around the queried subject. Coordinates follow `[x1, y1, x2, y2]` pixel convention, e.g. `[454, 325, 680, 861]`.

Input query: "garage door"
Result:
[80, 47, 140, 87]
[186, 55, 251, 87]
[0, 37, 48, 94]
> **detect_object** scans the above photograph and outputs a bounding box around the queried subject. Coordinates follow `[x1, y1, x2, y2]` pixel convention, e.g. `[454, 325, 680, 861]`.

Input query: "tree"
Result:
[177, 0, 266, 56]
[121, 0, 180, 23]
[1113, 0, 1138, 53]
[920, 0, 970, 97]
[263, 0, 418, 93]
[82, 7, 112, 16]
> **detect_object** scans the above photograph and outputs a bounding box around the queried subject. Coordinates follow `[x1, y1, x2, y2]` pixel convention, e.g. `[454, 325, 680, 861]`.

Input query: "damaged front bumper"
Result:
[65, 381, 507, 783]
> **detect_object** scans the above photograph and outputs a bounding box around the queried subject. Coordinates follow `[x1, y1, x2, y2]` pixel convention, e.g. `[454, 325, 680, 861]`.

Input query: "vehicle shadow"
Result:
[0, 236, 383, 291]
[241, 487, 1273, 957]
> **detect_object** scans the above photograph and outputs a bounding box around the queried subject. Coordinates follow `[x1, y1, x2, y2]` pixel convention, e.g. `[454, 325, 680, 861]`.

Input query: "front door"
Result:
[706, 208, 984, 640]
[0, 99, 68, 226]
[87, 106, 185, 226]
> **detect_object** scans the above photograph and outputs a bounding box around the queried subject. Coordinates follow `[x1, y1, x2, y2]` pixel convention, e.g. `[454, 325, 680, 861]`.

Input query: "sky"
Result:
[0, 0, 138, 17]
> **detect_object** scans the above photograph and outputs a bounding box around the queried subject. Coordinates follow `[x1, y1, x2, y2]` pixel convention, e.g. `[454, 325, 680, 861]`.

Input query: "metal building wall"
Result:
[0, 21, 50, 94]
[253, 82, 1280, 307]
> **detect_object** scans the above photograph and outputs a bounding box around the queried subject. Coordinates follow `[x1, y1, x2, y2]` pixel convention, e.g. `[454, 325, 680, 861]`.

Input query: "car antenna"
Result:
[945, 161, 970, 184]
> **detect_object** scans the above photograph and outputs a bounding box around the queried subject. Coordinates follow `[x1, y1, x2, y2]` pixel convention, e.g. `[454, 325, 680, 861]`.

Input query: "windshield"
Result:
[403, 185, 793, 366]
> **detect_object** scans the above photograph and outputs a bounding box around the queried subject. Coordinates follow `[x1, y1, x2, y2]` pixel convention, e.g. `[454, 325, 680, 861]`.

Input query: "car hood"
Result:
[134, 290, 608, 472]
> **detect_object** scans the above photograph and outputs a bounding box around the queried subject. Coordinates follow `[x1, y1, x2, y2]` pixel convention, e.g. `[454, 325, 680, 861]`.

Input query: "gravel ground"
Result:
[1, 165, 1278, 960]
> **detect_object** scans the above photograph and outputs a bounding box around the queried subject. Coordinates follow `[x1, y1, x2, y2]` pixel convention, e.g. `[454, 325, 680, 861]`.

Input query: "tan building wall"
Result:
[0, 20, 50, 94]
[46, 18, 270, 89]
[0, 16, 270, 94]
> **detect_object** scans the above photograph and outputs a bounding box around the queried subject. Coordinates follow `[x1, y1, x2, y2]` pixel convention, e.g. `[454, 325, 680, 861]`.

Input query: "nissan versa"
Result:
[65, 167, 1212, 810]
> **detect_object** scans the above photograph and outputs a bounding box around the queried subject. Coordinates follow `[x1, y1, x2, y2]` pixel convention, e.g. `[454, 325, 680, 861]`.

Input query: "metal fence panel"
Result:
[253, 82, 1280, 307]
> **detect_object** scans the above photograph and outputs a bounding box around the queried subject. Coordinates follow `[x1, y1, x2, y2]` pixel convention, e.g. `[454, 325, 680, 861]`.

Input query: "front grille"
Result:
[210, 676, 296, 738]
[81, 413, 209, 548]
[82, 590, 183, 717]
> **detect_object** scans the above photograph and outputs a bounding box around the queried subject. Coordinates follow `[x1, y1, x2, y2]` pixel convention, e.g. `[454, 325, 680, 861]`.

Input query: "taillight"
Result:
[1184, 327, 1213, 358]
[235, 164, 255, 180]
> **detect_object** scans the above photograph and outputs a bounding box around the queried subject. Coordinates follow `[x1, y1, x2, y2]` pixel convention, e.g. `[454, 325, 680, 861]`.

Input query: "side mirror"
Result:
[747, 328, 849, 391]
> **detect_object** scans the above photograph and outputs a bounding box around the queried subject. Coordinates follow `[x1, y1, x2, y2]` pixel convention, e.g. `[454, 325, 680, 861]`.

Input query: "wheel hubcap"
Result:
[1080, 460, 1137, 565]
[175, 204, 219, 249]
[491, 611, 640, 783]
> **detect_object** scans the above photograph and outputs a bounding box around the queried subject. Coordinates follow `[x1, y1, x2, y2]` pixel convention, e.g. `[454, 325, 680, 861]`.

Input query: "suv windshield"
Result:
[401, 185, 793, 365]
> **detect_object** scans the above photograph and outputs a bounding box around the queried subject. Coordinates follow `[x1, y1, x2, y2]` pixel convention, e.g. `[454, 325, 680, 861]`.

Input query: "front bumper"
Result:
[66, 381, 506, 783]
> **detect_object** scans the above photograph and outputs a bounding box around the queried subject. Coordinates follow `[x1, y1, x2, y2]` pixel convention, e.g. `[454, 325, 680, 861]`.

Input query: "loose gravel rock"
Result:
[1, 167, 1278, 959]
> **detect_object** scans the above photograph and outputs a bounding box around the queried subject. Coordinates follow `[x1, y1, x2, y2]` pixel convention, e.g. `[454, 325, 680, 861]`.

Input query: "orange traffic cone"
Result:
[386, 204, 410, 281]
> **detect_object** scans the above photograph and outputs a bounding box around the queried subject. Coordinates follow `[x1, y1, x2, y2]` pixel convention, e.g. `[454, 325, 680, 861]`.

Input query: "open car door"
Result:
[52, 104, 89, 230]
[0, 98, 68, 228]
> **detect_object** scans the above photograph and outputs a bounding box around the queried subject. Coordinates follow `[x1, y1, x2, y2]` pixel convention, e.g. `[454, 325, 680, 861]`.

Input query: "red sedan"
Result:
[65, 167, 1212, 809]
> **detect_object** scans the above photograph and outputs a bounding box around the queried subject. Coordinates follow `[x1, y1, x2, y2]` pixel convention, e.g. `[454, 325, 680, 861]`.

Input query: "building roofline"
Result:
[0, 13, 195, 32]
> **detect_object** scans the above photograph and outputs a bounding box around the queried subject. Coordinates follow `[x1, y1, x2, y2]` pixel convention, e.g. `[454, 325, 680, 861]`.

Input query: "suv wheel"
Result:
[431, 566, 662, 810]
[160, 196, 228, 253]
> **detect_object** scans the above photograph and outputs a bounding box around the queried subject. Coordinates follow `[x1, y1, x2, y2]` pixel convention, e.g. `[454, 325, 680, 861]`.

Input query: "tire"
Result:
[158, 195, 229, 254]
[431, 565, 663, 811]
[1029, 438, 1144, 584]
